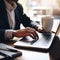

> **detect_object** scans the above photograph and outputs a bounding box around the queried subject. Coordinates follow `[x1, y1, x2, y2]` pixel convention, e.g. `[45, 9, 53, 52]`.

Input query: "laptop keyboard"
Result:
[31, 32, 51, 44]
[31, 33, 55, 46]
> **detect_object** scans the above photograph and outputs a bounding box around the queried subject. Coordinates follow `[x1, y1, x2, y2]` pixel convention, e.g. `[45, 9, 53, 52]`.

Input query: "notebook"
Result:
[0, 53, 7, 60]
[0, 43, 22, 60]
[14, 19, 60, 52]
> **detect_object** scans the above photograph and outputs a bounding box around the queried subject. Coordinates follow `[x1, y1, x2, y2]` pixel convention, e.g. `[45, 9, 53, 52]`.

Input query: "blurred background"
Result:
[18, 0, 60, 21]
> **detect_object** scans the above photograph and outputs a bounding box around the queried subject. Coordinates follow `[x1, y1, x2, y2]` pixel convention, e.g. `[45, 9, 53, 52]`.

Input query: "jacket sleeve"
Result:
[17, 3, 38, 29]
[0, 29, 5, 39]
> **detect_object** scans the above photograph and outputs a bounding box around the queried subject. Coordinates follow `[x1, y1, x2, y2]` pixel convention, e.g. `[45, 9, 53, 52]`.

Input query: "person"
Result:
[0, 0, 43, 43]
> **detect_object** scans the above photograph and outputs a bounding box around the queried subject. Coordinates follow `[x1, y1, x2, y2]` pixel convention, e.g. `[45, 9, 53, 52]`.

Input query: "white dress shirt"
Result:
[4, 0, 17, 39]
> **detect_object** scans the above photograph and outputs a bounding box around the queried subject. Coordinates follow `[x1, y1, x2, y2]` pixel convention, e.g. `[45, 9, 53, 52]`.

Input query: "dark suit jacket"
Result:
[0, 0, 36, 43]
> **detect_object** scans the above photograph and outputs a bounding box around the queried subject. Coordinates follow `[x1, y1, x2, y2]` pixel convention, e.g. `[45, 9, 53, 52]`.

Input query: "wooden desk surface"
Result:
[56, 24, 60, 36]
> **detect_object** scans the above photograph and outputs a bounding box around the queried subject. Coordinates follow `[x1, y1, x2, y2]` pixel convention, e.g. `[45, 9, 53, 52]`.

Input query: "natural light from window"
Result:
[18, 0, 60, 21]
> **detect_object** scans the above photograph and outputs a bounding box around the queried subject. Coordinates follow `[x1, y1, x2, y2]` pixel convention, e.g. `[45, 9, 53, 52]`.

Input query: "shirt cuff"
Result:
[5, 29, 15, 39]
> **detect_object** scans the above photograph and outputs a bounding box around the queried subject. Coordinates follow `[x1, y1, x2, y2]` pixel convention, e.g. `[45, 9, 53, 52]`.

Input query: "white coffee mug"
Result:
[42, 16, 53, 32]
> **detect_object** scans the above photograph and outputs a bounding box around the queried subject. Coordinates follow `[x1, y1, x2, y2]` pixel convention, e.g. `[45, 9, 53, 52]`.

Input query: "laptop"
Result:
[14, 19, 60, 52]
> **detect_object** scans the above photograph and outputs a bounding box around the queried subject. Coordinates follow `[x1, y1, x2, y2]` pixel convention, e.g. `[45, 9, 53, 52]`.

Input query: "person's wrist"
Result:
[35, 25, 43, 32]
[35, 25, 42, 30]
[35, 25, 38, 31]
[12, 30, 17, 37]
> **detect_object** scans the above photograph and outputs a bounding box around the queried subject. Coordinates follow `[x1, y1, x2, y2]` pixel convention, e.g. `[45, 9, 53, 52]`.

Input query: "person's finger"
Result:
[32, 29, 39, 40]
[27, 33, 35, 39]
[26, 27, 39, 40]
[28, 27, 39, 40]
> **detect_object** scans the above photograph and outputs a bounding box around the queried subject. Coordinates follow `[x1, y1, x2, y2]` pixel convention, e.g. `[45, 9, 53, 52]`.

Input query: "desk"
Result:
[13, 25, 60, 60]
[14, 49, 50, 60]
[8, 22, 60, 60]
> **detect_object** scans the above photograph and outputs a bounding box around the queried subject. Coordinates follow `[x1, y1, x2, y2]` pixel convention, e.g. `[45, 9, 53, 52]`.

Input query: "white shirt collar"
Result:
[4, 0, 17, 12]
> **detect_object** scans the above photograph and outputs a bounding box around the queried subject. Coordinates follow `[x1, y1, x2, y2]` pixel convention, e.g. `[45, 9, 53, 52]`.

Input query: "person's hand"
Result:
[13, 27, 39, 40]
[35, 25, 44, 33]
[36, 26, 51, 33]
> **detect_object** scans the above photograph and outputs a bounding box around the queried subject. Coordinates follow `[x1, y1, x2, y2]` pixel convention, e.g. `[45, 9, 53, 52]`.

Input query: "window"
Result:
[18, 0, 60, 21]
